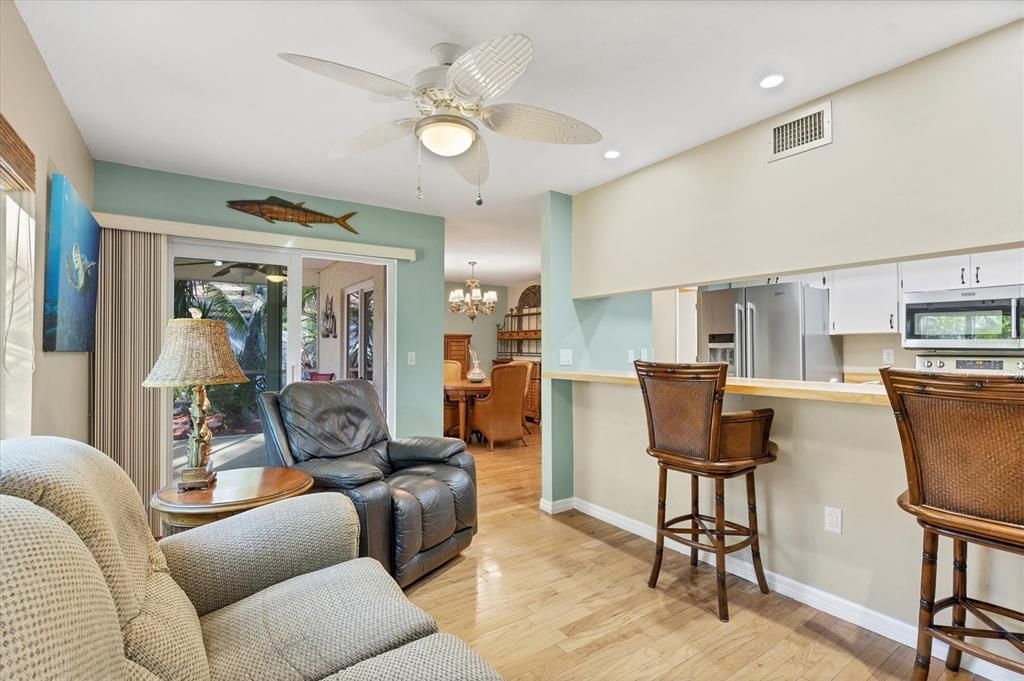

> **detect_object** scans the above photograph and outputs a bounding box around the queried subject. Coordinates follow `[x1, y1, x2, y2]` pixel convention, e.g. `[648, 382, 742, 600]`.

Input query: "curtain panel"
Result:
[93, 228, 165, 530]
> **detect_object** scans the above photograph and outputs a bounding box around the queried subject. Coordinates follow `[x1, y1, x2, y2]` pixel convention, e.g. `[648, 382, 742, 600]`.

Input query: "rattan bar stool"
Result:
[634, 361, 778, 622]
[881, 368, 1024, 680]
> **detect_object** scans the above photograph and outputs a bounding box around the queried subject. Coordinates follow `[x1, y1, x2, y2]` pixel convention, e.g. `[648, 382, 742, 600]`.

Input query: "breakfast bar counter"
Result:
[541, 366, 1021, 668]
[544, 369, 889, 406]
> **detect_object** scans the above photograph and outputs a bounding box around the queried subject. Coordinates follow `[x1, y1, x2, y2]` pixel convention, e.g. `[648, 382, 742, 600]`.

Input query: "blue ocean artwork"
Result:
[43, 174, 100, 352]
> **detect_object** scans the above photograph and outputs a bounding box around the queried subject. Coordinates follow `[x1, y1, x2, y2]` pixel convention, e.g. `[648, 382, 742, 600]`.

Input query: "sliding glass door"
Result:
[345, 281, 375, 382]
[168, 242, 299, 474]
[165, 241, 394, 480]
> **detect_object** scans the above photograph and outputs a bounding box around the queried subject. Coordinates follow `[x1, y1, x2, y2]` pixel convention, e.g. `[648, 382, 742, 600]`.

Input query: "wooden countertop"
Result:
[543, 370, 890, 406]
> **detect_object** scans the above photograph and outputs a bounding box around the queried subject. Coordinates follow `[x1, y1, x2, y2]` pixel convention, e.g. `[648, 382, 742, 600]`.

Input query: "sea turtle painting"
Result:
[43, 174, 101, 352]
[65, 242, 97, 292]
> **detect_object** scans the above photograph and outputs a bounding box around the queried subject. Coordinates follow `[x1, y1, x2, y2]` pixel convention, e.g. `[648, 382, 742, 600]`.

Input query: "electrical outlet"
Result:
[824, 506, 843, 535]
[627, 349, 635, 364]
[640, 348, 649, 361]
[559, 349, 573, 366]
[407, 352, 416, 366]
[882, 348, 895, 365]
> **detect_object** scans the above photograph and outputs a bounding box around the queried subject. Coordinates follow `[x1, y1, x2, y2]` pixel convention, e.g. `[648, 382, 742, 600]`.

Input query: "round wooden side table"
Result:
[151, 467, 313, 536]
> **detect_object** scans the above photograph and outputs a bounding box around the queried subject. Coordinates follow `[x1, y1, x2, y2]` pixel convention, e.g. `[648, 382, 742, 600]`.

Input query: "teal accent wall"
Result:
[541, 192, 576, 502]
[574, 293, 653, 369]
[541, 191, 654, 503]
[93, 161, 445, 437]
[442, 281, 508, 374]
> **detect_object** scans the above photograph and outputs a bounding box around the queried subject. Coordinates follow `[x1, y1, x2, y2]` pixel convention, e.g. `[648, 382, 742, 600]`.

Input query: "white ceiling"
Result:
[18, 1, 1023, 285]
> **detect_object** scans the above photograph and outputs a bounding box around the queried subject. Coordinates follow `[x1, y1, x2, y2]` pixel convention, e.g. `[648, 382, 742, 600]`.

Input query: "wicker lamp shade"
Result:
[143, 317, 249, 388]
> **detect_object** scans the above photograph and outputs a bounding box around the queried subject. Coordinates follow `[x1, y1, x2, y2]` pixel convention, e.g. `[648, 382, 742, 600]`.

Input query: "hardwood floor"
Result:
[406, 430, 985, 681]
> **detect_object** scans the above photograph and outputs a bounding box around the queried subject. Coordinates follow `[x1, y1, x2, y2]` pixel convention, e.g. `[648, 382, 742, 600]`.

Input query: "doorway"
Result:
[166, 242, 393, 477]
[304, 259, 386, 409]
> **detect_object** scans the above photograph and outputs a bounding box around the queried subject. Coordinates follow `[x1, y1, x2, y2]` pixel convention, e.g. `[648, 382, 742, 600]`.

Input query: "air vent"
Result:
[768, 101, 832, 162]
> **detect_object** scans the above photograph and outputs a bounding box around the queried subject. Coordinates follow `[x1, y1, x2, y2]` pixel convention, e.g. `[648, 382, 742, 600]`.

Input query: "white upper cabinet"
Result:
[900, 248, 1023, 292]
[757, 272, 830, 288]
[830, 264, 899, 335]
[970, 248, 1024, 287]
[900, 254, 971, 292]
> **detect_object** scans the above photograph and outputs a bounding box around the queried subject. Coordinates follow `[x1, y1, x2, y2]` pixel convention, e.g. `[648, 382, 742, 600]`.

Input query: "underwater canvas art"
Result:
[43, 174, 100, 352]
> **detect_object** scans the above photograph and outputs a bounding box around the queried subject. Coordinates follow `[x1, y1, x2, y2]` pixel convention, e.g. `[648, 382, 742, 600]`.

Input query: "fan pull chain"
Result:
[474, 140, 483, 207]
[416, 141, 423, 200]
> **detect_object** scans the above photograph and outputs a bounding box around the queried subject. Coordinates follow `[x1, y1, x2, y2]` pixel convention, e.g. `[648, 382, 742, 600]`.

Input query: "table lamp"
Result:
[144, 308, 249, 491]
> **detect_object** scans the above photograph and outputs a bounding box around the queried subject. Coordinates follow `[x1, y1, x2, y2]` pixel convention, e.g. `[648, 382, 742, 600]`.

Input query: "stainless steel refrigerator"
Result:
[698, 283, 842, 382]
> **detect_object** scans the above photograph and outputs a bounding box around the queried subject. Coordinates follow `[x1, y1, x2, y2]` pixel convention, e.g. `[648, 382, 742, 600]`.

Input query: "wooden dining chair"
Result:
[880, 368, 1024, 680]
[469, 362, 529, 450]
[508, 360, 534, 434]
[634, 361, 778, 622]
[443, 360, 462, 436]
[443, 360, 462, 383]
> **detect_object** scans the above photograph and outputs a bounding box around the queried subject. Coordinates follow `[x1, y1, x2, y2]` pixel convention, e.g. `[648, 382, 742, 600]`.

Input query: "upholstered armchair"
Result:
[258, 380, 478, 586]
[0, 437, 501, 681]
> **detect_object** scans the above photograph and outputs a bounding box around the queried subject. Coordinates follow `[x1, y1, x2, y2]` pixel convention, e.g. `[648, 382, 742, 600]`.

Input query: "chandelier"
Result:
[448, 261, 497, 321]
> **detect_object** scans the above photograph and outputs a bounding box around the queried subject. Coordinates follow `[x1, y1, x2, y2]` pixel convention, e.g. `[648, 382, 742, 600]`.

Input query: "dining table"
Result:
[443, 378, 491, 442]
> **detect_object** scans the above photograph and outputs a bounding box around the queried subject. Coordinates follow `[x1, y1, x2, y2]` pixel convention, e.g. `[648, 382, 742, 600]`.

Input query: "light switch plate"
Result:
[407, 352, 416, 366]
[882, 348, 895, 365]
[627, 349, 635, 364]
[559, 349, 573, 366]
[640, 348, 649, 361]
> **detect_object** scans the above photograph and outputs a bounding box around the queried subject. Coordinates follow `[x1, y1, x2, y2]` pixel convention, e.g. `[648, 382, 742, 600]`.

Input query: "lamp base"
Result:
[177, 463, 217, 491]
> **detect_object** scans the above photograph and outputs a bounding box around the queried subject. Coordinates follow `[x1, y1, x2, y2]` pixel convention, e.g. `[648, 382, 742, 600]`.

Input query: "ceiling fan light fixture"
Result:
[415, 115, 477, 157]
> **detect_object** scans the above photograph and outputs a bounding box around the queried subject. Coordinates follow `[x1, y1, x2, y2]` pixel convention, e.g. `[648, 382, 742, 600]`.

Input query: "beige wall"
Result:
[650, 289, 677, 361]
[572, 22, 1024, 298]
[1, 0, 95, 441]
[316, 261, 386, 401]
[570, 381, 1021, 673]
[507, 279, 540, 310]
[842, 333, 917, 377]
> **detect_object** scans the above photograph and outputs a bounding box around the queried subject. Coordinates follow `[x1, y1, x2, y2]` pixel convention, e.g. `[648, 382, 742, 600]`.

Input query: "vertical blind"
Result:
[93, 228, 165, 530]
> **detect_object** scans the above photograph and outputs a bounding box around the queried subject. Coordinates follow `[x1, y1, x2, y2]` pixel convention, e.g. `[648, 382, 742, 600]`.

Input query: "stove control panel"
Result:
[915, 355, 1024, 375]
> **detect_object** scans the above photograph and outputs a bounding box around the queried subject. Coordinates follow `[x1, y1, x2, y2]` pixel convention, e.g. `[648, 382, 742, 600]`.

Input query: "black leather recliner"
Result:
[257, 380, 477, 587]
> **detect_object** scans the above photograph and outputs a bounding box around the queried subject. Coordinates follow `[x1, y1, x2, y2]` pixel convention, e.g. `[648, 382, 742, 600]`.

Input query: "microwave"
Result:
[902, 285, 1022, 350]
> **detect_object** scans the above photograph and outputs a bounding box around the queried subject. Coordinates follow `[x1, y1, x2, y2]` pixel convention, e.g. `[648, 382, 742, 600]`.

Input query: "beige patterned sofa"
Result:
[0, 437, 502, 681]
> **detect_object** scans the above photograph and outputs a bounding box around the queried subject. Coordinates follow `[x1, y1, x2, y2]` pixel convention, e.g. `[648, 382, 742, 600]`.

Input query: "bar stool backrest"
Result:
[881, 368, 1024, 525]
[635, 361, 728, 462]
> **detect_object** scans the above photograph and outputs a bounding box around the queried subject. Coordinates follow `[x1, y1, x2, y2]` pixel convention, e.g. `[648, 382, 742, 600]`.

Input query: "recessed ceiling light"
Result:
[603, 150, 621, 159]
[760, 74, 785, 89]
[214, 260, 224, 266]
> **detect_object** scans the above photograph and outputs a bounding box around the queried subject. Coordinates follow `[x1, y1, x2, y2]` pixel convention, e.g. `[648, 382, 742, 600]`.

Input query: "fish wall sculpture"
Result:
[227, 196, 359, 234]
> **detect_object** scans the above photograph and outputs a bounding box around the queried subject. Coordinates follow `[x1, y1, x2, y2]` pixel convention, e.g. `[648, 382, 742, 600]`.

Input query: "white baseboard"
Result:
[538, 497, 574, 515]
[569, 497, 1017, 681]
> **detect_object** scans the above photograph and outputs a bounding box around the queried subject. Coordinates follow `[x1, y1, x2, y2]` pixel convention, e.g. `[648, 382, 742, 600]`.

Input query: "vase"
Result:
[467, 360, 486, 383]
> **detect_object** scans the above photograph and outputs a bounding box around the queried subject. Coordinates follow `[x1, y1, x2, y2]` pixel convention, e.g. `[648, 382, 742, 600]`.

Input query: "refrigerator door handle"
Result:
[734, 303, 745, 377]
[745, 302, 755, 378]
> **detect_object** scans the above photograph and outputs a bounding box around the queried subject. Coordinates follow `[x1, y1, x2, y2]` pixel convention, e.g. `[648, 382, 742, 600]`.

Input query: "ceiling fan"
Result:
[279, 34, 602, 205]
[179, 260, 287, 283]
